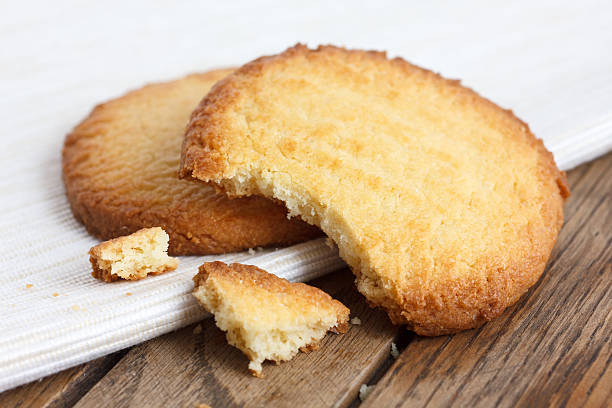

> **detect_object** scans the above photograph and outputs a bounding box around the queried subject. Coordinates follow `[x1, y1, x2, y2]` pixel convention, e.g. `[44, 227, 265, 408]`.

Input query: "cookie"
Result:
[180, 45, 570, 335]
[192, 261, 349, 376]
[63, 69, 320, 255]
[90, 227, 178, 282]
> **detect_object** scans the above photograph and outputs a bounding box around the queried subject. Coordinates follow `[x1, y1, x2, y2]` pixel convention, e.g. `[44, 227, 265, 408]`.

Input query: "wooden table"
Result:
[2, 153, 610, 408]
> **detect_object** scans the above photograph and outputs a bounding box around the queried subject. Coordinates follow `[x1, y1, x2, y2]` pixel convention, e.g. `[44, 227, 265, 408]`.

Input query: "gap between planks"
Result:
[0, 352, 126, 408]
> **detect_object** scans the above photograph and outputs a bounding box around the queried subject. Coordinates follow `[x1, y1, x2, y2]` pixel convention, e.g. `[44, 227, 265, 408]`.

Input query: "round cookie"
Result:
[180, 45, 570, 335]
[63, 69, 321, 255]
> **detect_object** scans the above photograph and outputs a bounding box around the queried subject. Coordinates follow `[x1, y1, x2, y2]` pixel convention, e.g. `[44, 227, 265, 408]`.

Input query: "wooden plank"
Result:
[363, 153, 612, 408]
[75, 269, 399, 408]
[0, 352, 124, 408]
[8, 155, 610, 408]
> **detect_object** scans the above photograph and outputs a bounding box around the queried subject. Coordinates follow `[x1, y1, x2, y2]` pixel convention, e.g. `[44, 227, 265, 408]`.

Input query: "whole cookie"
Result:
[63, 69, 320, 255]
[180, 45, 570, 335]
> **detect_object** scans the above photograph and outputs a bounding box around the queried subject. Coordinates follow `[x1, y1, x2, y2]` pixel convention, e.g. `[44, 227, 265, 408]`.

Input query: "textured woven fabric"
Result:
[1, 0, 611, 392]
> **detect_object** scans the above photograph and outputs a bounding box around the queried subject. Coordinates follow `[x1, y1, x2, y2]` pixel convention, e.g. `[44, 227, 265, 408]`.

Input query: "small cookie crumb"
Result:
[390, 342, 399, 358]
[325, 237, 337, 250]
[126, 292, 132, 296]
[350, 317, 361, 325]
[193, 324, 203, 335]
[89, 227, 178, 282]
[25, 284, 33, 289]
[52, 293, 59, 297]
[72, 305, 80, 311]
[359, 384, 374, 401]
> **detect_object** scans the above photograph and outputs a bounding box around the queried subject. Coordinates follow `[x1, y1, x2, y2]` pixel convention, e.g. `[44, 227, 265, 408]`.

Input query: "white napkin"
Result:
[1, 0, 611, 392]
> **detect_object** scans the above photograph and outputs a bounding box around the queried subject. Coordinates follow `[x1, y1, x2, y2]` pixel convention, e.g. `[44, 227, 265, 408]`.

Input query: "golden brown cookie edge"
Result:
[62, 69, 321, 255]
[180, 45, 569, 335]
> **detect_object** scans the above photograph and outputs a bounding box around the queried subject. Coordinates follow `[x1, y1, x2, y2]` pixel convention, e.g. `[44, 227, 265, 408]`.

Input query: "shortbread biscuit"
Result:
[192, 261, 349, 376]
[181, 45, 570, 335]
[63, 69, 320, 255]
[90, 227, 178, 282]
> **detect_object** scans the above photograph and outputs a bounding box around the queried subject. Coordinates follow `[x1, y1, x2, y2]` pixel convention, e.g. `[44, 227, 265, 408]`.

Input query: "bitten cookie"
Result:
[192, 261, 350, 377]
[181, 45, 570, 335]
[90, 227, 178, 282]
[62, 69, 320, 255]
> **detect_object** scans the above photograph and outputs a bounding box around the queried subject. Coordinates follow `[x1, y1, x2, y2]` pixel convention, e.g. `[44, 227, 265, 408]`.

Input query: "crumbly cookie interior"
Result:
[90, 227, 178, 282]
[182, 45, 568, 334]
[193, 262, 349, 376]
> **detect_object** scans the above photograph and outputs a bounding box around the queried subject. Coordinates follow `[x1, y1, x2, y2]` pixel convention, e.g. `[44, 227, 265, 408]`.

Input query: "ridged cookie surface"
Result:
[63, 69, 320, 255]
[180, 45, 570, 335]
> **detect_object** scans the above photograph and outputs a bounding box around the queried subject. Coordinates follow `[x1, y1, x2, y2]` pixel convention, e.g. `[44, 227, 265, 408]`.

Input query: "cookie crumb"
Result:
[89, 227, 178, 282]
[193, 324, 203, 335]
[359, 384, 374, 401]
[25, 284, 33, 289]
[126, 292, 132, 296]
[325, 237, 337, 250]
[52, 293, 59, 297]
[391, 342, 399, 358]
[72, 305, 80, 311]
[192, 261, 349, 377]
[350, 317, 361, 325]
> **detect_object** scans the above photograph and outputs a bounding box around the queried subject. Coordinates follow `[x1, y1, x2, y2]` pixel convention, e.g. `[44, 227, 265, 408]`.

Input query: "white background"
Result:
[3, 0, 612, 168]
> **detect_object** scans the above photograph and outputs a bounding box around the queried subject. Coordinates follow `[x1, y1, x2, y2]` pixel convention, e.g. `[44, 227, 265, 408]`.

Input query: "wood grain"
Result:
[0, 352, 125, 408]
[5, 154, 610, 408]
[363, 153, 612, 408]
[74, 269, 399, 408]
